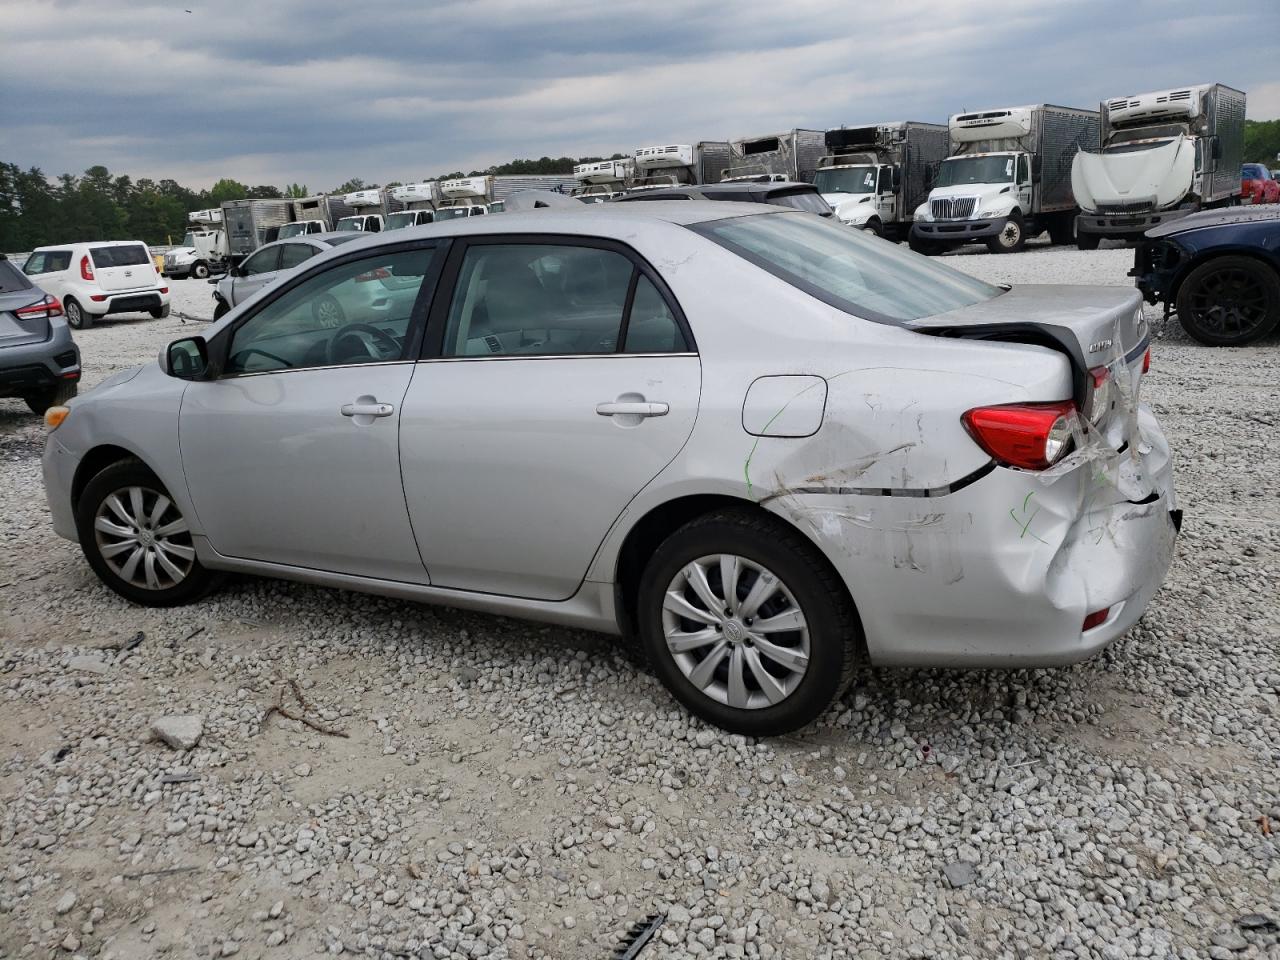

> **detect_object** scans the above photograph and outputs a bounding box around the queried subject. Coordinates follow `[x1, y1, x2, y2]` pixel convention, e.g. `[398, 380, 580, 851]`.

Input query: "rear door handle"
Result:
[341, 401, 395, 418]
[596, 401, 668, 418]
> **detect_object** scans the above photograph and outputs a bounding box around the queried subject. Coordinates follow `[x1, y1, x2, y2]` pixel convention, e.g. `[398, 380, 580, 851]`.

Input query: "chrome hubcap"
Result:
[662, 554, 810, 710]
[317, 299, 342, 328]
[1001, 221, 1021, 246]
[94, 485, 194, 590]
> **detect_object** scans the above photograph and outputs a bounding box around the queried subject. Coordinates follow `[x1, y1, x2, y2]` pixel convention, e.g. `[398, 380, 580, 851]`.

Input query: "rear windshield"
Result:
[694, 211, 1001, 323]
[91, 244, 150, 267]
[767, 189, 832, 216]
[0, 259, 33, 293]
[323, 235, 362, 247]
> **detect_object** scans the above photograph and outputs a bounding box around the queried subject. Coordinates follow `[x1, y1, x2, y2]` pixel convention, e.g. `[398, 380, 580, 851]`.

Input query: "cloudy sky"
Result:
[2, 0, 1275, 190]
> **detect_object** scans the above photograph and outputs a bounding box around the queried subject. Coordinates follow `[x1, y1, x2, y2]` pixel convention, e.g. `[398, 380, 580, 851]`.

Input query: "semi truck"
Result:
[1071, 83, 1246, 249]
[335, 189, 386, 232]
[433, 176, 496, 220]
[911, 104, 1100, 254]
[723, 130, 825, 183]
[571, 160, 633, 203]
[630, 142, 731, 190]
[814, 121, 948, 239]
[162, 209, 228, 279]
[386, 182, 439, 229]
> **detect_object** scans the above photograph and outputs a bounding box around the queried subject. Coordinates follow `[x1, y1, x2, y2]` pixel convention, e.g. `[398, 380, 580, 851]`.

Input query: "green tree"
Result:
[1244, 119, 1280, 166]
[333, 178, 367, 194]
[284, 183, 310, 198]
[207, 177, 249, 206]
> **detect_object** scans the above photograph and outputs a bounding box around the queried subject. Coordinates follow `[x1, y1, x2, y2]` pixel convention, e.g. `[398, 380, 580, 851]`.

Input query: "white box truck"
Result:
[724, 130, 825, 183]
[433, 176, 496, 220]
[1072, 83, 1246, 248]
[162, 208, 229, 280]
[335, 189, 386, 232]
[571, 160, 633, 203]
[220, 198, 293, 260]
[815, 122, 948, 240]
[386, 182, 439, 229]
[911, 104, 1099, 254]
[630, 143, 731, 190]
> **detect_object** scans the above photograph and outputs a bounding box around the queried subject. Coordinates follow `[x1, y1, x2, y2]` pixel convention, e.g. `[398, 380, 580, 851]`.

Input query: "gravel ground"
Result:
[1, 238, 1277, 960]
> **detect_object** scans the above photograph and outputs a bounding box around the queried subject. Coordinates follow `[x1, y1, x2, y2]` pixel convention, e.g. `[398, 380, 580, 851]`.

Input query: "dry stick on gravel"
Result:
[260, 676, 349, 738]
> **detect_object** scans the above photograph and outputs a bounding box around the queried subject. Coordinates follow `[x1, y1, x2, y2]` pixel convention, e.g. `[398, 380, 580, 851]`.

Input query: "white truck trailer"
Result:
[386, 182, 439, 229]
[162, 208, 229, 279]
[723, 130, 825, 183]
[630, 142, 732, 190]
[815, 122, 949, 240]
[571, 160, 633, 203]
[911, 104, 1099, 254]
[433, 176, 496, 220]
[335, 189, 386, 232]
[1072, 83, 1246, 248]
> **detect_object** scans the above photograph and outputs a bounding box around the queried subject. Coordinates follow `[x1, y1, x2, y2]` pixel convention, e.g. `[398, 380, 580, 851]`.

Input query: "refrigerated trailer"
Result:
[221, 199, 293, 259]
[724, 130, 825, 183]
[815, 121, 948, 240]
[1072, 83, 1245, 247]
[571, 160, 633, 203]
[335, 189, 386, 232]
[434, 176, 496, 220]
[911, 104, 1099, 253]
[630, 143, 731, 190]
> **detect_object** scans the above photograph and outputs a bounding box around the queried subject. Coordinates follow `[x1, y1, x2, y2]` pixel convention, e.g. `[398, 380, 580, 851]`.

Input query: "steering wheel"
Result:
[326, 323, 399, 365]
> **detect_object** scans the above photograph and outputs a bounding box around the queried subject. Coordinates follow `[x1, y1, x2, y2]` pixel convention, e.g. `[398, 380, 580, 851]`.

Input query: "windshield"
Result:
[694, 211, 1001, 323]
[768, 189, 833, 216]
[279, 222, 312, 238]
[813, 166, 878, 195]
[1242, 164, 1268, 180]
[181, 232, 197, 247]
[935, 155, 1016, 187]
[432, 207, 473, 221]
[386, 212, 417, 229]
[335, 217, 364, 231]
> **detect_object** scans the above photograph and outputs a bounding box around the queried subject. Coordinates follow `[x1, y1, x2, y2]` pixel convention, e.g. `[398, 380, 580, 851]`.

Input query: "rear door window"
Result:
[90, 244, 150, 268]
[47, 251, 72, 272]
[0, 259, 34, 292]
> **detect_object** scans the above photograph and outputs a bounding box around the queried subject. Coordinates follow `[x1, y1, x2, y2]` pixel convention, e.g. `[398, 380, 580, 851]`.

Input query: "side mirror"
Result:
[891, 165, 902, 190]
[160, 336, 210, 381]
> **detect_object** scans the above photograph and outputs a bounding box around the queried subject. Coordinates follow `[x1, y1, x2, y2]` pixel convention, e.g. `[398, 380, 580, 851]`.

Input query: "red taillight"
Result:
[80, 255, 94, 281]
[14, 295, 63, 320]
[1142, 348, 1151, 374]
[1083, 366, 1112, 425]
[90, 294, 108, 302]
[962, 401, 1078, 471]
[1082, 607, 1111, 631]
[159, 286, 169, 294]
[354, 267, 392, 283]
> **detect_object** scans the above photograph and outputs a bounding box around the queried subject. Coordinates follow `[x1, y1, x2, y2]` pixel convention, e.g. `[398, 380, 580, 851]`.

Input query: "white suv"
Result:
[23, 242, 171, 330]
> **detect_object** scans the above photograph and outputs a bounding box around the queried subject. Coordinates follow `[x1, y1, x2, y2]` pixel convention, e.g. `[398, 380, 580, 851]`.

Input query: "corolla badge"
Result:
[1088, 339, 1113, 353]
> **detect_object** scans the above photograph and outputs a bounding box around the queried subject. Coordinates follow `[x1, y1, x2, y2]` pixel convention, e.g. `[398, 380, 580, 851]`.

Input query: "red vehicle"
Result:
[1241, 163, 1280, 204]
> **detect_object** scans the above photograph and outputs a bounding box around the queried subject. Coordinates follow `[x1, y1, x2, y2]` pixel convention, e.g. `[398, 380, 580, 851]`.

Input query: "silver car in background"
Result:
[41, 204, 1179, 735]
[212, 232, 362, 320]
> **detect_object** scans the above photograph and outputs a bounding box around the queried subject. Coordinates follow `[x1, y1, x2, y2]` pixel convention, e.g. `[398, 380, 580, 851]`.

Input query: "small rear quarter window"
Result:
[0, 259, 34, 293]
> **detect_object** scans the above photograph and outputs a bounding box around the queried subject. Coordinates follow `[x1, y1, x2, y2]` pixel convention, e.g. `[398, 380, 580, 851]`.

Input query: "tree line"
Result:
[0, 154, 626, 252]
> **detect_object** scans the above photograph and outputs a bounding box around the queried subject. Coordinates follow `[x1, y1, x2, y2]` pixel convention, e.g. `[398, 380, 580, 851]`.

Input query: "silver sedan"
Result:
[41, 203, 1179, 735]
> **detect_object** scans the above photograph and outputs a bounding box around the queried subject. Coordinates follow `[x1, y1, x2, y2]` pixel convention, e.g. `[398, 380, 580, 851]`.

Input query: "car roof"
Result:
[1146, 204, 1280, 237]
[31, 240, 148, 251]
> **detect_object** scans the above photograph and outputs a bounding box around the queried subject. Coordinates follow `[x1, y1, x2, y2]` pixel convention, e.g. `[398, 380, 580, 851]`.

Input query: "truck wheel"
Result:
[862, 219, 884, 238]
[191, 262, 210, 280]
[1047, 214, 1076, 246]
[986, 214, 1025, 253]
[908, 234, 942, 256]
[25, 380, 77, 416]
[63, 298, 91, 330]
[1176, 255, 1280, 346]
[1076, 232, 1101, 251]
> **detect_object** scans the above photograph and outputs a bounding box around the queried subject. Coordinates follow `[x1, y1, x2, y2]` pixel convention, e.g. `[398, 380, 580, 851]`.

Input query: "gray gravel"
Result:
[1, 239, 1278, 959]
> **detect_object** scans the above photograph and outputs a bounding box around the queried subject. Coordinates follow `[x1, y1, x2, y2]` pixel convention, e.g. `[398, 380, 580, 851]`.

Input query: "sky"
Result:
[1, 0, 1276, 191]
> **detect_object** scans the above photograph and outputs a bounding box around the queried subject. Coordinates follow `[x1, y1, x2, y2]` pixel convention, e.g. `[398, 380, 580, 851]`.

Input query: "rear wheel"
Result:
[24, 380, 77, 415]
[64, 298, 91, 330]
[1047, 213, 1076, 246]
[191, 261, 210, 280]
[1076, 231, 1102, 251]
[985, 213, 1025, 253]
[75, 458, 222, 606]
[212, 301, 230, 321]
[1175, 255, 1280, 346]
[150, 304, 171, 319]
[637, 509, 860, 736]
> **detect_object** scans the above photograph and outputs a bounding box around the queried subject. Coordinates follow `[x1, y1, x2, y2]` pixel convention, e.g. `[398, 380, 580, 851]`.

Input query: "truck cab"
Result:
[278, 220, 327, 239]
[433, 177, 495, 219]
[386, 182, 439, 229]
[336, 189, 387, 232]
[335, 213, 383, 232]
[572, 159, 633, 204]
[162, 208, 228, 280]
[385, 209, 435, 229]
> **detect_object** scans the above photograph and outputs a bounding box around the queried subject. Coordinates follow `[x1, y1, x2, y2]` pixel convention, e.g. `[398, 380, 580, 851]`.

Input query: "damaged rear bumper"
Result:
[772, 406, 1179, 667]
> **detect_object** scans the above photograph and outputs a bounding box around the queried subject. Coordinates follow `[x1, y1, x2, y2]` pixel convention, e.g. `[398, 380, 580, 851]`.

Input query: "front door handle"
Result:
[596, 401, 668, 418]
[341, 400, 395, 418]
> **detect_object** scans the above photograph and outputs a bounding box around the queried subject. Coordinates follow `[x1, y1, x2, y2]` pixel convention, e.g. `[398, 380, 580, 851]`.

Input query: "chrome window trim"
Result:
[414, 352, 699, 364]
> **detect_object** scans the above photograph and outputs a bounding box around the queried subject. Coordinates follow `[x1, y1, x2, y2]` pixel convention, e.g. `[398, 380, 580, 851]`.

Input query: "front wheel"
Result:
[312, 295, 345, 328]
[862, 219, 884, 238]
[212, 301, 230, 321]
[75, 458, 222, 606]
[908, 233, 943, 256]
[1175, 255, 1280, 346]
[25, 380, 77, 415]
[1076, 231, 1102, 251]
[985, 213, 1025, 253]
[191, 262, 210, 280]
[637, 509, 861, 736]
[64, 297, 91, 330]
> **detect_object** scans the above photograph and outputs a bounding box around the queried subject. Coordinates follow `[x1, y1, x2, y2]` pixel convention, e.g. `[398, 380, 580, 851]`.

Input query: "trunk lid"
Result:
[907, 284, 1148, 402]
[0, 262, 50, 348]
[90, 244, 158, 292]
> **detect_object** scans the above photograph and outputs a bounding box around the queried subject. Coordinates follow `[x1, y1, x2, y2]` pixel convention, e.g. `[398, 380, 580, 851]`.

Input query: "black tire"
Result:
[75, 458, 222, 607]
[212, 301, 230, 321]
[150, 304, 171, 319]
[1175, 255, 1280, 346]
[64, 298, 91, 330]
[985, 213, 1026, 254]
[637, 509, 861, 737]
[908, 233, 942, 256]
[312, 295, 345, 328]
[1047, 213, 1076, 246]
[24, 380, 77, 415]
[1076, 231, 1102, 251]
[191, 261, 210, 280]
[863, 219, 884, 238]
